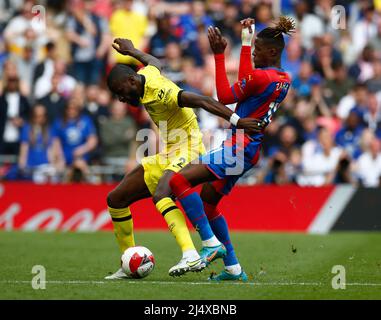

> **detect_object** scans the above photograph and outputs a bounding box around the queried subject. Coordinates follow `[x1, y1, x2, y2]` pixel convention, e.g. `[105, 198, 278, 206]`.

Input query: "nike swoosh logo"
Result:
[186, 259, 201, 268]
[207, 250, 218, 262]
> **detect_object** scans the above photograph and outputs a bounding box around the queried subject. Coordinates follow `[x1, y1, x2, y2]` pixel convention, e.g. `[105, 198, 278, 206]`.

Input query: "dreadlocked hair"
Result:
[273, 16, 296, 37]
[257, 16, 296, 49]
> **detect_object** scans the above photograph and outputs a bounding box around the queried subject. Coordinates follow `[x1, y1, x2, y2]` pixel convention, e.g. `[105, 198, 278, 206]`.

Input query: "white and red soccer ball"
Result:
[121, 246, 155, 278]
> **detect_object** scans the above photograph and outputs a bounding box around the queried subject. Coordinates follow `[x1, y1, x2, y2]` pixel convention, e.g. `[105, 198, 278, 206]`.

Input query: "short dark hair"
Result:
[257, 16, 296, 51]
[107, 64, 136, 91]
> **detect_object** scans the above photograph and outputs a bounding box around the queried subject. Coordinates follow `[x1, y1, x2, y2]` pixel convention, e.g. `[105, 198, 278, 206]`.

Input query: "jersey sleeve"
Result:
[138, 65, 182, 108]
[238, 45, 253, 79]
[231, 69, 271, 102]
[214, 53, 236, 104]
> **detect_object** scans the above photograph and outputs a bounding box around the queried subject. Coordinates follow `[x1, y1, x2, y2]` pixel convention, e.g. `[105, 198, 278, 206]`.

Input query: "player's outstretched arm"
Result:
[239, 18, 255, 79]
[208, 27, 237, 105]
[179, 91, 264, 135]
[112, 38, 162, 71]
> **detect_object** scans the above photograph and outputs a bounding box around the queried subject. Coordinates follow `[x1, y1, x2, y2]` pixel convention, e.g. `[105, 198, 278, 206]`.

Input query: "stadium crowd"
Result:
[1, 0, 381, 187]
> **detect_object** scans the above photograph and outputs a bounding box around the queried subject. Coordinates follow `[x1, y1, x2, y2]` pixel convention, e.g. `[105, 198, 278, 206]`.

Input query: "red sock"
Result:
[203, 202, 221, 221]
[169, 173, 193, 199]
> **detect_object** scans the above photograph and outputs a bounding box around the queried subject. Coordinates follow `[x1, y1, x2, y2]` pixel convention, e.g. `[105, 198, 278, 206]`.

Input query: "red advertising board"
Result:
[0, 182, 334, 232]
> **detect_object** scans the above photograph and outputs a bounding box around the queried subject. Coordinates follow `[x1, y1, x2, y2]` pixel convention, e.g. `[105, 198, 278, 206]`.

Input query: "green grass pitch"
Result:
[0, 231, 380, 299]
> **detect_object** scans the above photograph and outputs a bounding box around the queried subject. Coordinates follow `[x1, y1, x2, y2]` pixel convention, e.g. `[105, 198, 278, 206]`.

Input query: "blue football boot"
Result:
[199, 244, 227, 266]
[209, 269, 249, 282]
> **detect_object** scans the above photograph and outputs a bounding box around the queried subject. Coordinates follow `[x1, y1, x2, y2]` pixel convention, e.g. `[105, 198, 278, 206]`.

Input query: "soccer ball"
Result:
[121, 246, 155, 278]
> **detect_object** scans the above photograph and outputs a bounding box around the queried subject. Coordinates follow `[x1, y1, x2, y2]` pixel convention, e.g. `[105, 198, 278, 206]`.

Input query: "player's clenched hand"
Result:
[240, 18, 255, 31]
[237, 118, 265, 135]
[208, 26, 227, 54]
[112, 38, 135, 55]
[240, 18, 255, 46]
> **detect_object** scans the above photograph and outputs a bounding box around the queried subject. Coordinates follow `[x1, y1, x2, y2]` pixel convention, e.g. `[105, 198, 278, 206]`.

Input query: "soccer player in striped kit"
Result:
[169, 17, 295, 281]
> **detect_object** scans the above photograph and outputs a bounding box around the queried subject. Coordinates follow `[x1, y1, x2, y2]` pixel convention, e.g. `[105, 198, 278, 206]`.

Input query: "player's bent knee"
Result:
[107, 190, 129, 209]
[152, 192, 163, 204]
[152, 188, 171, 204]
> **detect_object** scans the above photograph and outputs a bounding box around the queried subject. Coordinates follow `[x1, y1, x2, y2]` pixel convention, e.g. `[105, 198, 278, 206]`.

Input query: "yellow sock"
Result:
[108, 206, 135, 253]
[156, 197, 196, 252]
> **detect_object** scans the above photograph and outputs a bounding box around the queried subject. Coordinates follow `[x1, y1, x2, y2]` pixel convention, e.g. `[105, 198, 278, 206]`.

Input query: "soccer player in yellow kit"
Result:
[105, 38, 261, 279]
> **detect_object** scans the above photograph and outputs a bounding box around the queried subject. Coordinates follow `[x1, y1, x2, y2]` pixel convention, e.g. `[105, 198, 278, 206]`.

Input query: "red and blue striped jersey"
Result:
[213, 47, 291, 164]
[231, 67, 291, 126]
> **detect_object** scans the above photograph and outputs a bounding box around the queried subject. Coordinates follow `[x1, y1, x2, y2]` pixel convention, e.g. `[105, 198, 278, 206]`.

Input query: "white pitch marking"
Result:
[1, 280, 381, 287]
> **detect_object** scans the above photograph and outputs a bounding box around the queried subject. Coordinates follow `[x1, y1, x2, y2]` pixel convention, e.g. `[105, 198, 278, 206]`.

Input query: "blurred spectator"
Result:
[82, 84, 110, 163]
[36, 73, 67, 124]
[149, 13, 180, 60]
[0, 35, 9, 74]
[337, 83, 369, 120]
[238, 0, 255, 22]
[3, 0, 47, 57]
[176, 0, 213, 66]
[52, 98, 98, 182]
[284, 96, 311, 144]
[83, 85, 110, 130]
[32, 42, 57, 95]
[369, 18, 381, 55]
[181, 58, 204, 94]
[354, 136, 381, 187]
[215, 2, 240, 47]
[208, 0, 226, 30]
[264, 125, 301, 184]
[323, 62, 354, 108]
[34, 60, 77, 99]
[348, 45, 375, 83]
[110, 0, 148, 67]
[15, 45, 37, 97]
[292, 61, 321, 98]
[99, 100, 137, 172]
[358, 93, 381, 137]
[267, 125, 300, 158]
[92, 0, 114, 20]
[351, 3, 377, 59]
[66, 0, 110, 85]
[253, 2, 273, 33]
[292, 0, 324, 51]
[0, 76, 30, 155]
[297, 127, 343, 186]
[309, 79, 332, 118]
[0, 59, 29, 96]
[335, 109, 364, 159]
[18, 104, 64, 183]
[310, 34, 343, 79]
[162, 42, 185, 85]
[314, 0, 335, 30]
[365, 60, 381, 93]
[0, 0, 23, 32]
[282, 37, 303, 80]
[335, 153, 353, 184]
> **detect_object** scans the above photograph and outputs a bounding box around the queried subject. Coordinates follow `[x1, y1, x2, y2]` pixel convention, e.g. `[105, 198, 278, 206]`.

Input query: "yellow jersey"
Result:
[137, 65, 202, 149]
